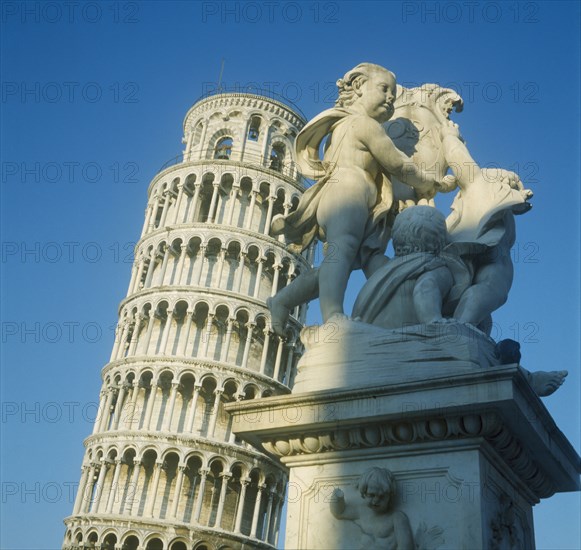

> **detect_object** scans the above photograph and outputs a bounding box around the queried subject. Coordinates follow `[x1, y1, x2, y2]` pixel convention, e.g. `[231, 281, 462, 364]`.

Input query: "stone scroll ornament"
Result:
[329, 467, 444, 550]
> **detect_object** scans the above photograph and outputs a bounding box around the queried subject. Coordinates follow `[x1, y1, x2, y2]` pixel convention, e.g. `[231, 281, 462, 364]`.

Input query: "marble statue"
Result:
[269, 63, 453, 330]
[329, 467, 444, 550]
[268, 62, 567, 399]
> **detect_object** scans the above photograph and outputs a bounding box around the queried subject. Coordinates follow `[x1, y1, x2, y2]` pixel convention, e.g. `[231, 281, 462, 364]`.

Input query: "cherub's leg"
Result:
[413, 268, 454, 323]
[454, 253, 513, 326]
[521, 367, 568, 397]
[318, 206, 368, 322]
[362, 250, 390, 279]
[267, 268, 319, 336]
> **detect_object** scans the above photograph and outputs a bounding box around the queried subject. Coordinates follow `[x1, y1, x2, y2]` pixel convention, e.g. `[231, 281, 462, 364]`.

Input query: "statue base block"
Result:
[294, 320, 499, 393]
[226, 365, 580, 549]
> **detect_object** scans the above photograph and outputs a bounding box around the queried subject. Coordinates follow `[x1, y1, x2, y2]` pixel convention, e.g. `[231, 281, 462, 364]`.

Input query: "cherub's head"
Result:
[336, 63, 397, 122]
[495, 339, 521, 364]
[392, 205, 448, 256]
[357, 467, 395, 514]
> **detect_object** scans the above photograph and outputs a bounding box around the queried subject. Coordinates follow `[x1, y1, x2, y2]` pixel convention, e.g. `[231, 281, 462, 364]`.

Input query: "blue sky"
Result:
[1, 1, 579, 548]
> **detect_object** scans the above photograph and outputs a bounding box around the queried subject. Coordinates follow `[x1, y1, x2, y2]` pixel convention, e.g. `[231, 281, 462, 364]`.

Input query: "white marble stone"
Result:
[227, 365, 581, 549]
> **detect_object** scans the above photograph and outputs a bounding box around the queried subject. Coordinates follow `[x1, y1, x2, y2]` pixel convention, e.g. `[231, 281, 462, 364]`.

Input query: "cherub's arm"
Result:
[359, 118, 439, 194]
[392, 510, 415, 550]
[440, 124, 480, 191]
[329, 488, 359, 520]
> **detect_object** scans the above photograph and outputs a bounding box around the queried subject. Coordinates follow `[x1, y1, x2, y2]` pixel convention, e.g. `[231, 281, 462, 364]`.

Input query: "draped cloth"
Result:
[271, 107, 396, 268]
[352, 251, 472, 327]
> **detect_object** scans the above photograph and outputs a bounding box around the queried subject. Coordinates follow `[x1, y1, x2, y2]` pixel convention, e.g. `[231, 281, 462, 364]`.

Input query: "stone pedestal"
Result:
[227, 362, 580, 549]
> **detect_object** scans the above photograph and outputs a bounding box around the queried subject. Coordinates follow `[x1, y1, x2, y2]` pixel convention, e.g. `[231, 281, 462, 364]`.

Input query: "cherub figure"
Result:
[440, 127, 533, 331]
[330, 467, 414, 550]
[495, 339, 568, 397]
[269, 63, 449, 333]
[352, 205, 472, 329]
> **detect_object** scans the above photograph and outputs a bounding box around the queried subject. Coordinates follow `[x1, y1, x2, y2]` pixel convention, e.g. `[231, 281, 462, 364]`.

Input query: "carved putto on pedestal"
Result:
[267, 62, 567, 395]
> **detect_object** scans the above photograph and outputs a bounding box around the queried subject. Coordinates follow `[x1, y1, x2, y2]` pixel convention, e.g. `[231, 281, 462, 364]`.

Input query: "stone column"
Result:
[172, 183, 185, 225]
[229, 393, 244, 444]
[263, 487, 276, 542]
[241, 322, 256, 370]
[215, 248, 227, 286]
[112, 383, 128, 430]
[264, 195, 276, 235]
[214, 472, 232, 528]
[81, 462, 98, 513]
[234, 252, 247, 293]
[207, 388, 223, 438]
[142, 379, 158, 431]
[234, 477, 251, 533]
[129, 459, 142, 515]
[126, 381, 140, 430]
[132, 253, 147, 292]
[260, 328, 273, 375]
[174, 244, 188, 285]
[271, 263, 282, 296]
[158, 191, 171, 228]
[226, 185, 239, 225]
[159, 309, 174, 355]
[208, 182, 220, 223]
[142, 311, 157, 355]
[194, 245, 207, 286]
[105, 458, 123, 514]
[126, 263, 138, 296]
[170, 465, 186, 520]
[188, 183, 201, 222]
[92, 389, 107, 435]
[143, 248, 157, 288]
[98, 387, 116, 432]
[72, 465, 91, 514]
[251, 483, 266, 538]
[91, 458, 110, 513]
[144, 460, 163, 517]
[157, 245, 171, 287]
[148, 196, 160, 231]
[110, 323, 123, 361]
[284, 342, 296, 386]
[179, 309, 195, 356]
[186, 384, 202, 434]
[127, 314, 142, 356]
[272, 336, 285, 382]
[253, 256, 265, 298]
[220, 317, 235, 362]
[116, 321, 130, 360]
[245, 190, 258, 229]
[141, 204, 152, 236]
[202, 312, 215, 358]
[193, 468, 210, 523]
[279, 201, 292, 242]
[162, 381, 180, 432]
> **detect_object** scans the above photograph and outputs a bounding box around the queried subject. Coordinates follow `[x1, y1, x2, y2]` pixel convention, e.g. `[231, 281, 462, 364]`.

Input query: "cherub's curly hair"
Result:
[392, 205, 448, 256]
[336, 63, 395, 108]
[357, 467, 396, 500]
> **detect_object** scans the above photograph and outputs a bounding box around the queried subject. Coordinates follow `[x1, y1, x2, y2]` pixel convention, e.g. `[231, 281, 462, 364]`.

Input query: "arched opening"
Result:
[214, 136, 233, 160]
[248, 116, 261, 141]
[182, 455, 203, 522]
[101, 533, 117, 550]
[145, 538, 164, 550]
[269, 143, 286, 172]
[122, 535, 140, 550]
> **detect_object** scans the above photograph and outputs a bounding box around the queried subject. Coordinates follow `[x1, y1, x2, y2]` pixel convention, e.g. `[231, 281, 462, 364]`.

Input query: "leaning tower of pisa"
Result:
[63, 91, 310, 550]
